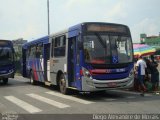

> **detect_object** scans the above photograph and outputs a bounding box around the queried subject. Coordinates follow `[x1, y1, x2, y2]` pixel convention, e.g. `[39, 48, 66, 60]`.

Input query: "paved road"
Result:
[0, 76, 160, 119]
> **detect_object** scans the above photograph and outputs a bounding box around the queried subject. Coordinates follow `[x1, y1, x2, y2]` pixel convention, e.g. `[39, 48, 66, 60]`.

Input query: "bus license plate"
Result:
[108, 82, 117, 87]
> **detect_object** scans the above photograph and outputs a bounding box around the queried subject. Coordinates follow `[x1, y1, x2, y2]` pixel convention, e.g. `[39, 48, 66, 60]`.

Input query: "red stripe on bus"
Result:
[32, 64, 38, 80]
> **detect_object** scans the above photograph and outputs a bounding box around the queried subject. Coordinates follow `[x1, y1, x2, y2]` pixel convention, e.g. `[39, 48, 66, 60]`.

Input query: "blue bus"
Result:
[0, 40, 15, 84]
[22, 22, 134, 94]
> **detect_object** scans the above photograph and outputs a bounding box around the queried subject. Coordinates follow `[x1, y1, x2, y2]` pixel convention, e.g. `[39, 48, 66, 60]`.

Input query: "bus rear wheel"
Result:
[59, 74, 69, 94]
[3, 78, 8, 84]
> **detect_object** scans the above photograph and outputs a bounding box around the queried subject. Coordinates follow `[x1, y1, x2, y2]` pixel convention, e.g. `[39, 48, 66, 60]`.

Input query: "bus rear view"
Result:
[80, 23, 134, 91]
[0, 40, 15, 84]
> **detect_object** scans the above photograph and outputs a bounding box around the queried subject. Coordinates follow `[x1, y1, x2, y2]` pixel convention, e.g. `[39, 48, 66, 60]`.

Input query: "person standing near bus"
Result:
[136, 56, 147, 96]
[150, 55, 159, 91]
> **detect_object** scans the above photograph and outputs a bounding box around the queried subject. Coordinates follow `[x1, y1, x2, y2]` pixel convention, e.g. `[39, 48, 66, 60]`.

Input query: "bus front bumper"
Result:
[0, 70, 15, 79]
[81, 75, 134, 92]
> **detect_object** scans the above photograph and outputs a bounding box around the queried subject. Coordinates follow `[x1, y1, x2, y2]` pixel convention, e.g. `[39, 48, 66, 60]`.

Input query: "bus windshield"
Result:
[0, 47, 14, 65]
[83, 34, 133, 64]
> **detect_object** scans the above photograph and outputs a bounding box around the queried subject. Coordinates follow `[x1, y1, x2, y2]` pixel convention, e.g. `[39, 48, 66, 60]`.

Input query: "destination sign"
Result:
[86, 24, 128, 33]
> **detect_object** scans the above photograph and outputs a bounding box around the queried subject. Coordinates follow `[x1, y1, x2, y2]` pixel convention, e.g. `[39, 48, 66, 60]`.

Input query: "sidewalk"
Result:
[130, 85, 160, 95]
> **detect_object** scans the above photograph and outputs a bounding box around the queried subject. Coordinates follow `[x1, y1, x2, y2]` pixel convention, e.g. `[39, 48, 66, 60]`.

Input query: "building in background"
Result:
[12, 38, 27, 53]
[140, 33, 160, 55]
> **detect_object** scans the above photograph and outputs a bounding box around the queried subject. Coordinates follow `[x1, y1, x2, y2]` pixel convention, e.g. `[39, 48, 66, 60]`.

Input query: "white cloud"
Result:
[0, 0, 47, 40]
[131, 18, 160, 43]
[65, 0, 93, 9]
[107, 0, 127, 21]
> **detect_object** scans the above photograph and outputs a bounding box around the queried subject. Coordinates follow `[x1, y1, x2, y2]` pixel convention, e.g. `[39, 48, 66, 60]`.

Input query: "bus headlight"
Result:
[9, 69, 14, 73]
[129, 69, 134, 78]
[83, 68, 92, 79]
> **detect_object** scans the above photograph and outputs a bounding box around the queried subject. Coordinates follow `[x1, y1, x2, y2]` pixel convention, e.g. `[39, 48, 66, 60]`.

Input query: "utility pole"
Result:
[47, 0, 50, 35]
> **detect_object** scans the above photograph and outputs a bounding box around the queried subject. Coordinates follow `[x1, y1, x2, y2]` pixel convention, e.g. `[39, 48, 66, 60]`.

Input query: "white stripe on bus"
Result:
[39, 59, 45, 82]
[4, 96, 42, 113]
[46, 91, 94, 104]
[36, 61, 43, 82]
[26, 93, 70, 108]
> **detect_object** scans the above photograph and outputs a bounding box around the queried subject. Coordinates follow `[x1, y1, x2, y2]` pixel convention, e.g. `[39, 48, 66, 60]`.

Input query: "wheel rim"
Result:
[59, 76, 66, 94]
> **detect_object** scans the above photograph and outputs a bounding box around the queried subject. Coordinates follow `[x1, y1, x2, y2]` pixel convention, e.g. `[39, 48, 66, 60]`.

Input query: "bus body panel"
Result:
[49, 28, 82, 90]
[50, 55, 68, 85]
[81, 63, 134, 91]
[27, 58, 45, 82]
[88, 63, 133, 80]
[0, 64, 15, 78]
[49, 31, 69, 86]
[68, 27, 82, 90]
[81, 74, 134, 91]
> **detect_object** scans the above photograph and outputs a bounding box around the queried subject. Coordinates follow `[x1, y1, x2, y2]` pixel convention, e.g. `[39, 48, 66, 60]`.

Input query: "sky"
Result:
[0, 0, 160, 43]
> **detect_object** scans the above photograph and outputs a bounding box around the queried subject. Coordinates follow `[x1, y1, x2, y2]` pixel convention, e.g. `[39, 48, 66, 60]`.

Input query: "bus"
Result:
[0, 40, 15, 84]
[22, 36, 49, 83]
[22, 22, 134, 94]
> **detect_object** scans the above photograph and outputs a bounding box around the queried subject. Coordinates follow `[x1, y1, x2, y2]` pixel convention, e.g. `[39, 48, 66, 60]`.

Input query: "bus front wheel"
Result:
[59, 74, 69, 94]
[3, 78, 8, 84]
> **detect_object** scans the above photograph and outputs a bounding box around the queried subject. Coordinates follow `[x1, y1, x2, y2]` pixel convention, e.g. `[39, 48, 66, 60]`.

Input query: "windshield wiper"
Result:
[94, 33, 106, 48]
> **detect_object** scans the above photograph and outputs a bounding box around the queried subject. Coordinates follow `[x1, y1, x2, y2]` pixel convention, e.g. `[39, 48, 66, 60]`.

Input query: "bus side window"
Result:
[30, 46, 35, 58]
[54, 35, 66, 57]
[77, 36, 81, 64]
[26, 48, 30, 58]
[36, 44, 43, 58]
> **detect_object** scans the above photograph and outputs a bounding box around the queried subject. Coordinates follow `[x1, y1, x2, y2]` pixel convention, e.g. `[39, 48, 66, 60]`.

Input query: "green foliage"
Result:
[15, 51, 22, 74]
[15, 51, 22, 61]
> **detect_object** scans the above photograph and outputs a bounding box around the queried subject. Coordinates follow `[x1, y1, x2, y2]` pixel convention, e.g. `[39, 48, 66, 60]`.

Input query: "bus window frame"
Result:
[53, 35, 66, 58]
[35, 43, 43, 58]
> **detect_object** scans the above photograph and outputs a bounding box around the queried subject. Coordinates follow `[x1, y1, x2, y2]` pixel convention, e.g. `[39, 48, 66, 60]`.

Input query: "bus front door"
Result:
[68, 37, 81, 89]
[68, 38, 76, 86]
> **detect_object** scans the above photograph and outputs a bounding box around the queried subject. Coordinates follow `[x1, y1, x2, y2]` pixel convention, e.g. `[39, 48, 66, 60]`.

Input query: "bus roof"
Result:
[22, 36, 49, 49]
[0, 39, 12, 42]
[71, 22, 128, 30]
[50, 22, 129, 37]
[0, 39, 13, 46]
[69, 22, 127, 29]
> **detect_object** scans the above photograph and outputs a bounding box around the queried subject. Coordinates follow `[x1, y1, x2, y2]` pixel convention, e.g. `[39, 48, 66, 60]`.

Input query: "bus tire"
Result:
[30, 71, 36, 85]
[59, 74, 69, 94]
[3, 78, 8, 84]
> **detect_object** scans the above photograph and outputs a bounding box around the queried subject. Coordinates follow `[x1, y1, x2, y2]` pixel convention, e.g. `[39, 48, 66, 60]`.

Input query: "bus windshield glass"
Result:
[0, 47, 14, 65]
[83, 34, 133, 64]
